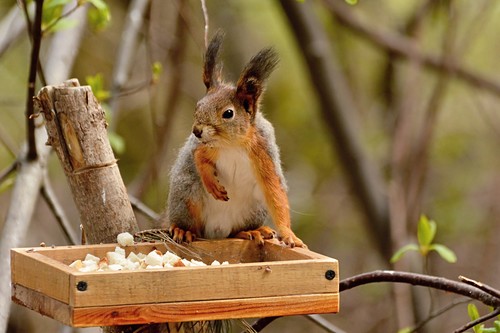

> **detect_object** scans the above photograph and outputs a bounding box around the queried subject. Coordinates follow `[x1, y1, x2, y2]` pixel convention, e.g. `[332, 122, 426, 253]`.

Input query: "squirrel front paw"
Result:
[205, 180, 229, 201]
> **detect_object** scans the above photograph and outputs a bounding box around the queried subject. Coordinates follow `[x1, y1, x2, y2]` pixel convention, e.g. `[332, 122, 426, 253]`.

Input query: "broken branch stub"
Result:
[35, 79, 138, 244]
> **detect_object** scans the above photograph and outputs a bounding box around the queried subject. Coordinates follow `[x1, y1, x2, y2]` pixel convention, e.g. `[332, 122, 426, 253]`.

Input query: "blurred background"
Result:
[1, 0, 499, 332]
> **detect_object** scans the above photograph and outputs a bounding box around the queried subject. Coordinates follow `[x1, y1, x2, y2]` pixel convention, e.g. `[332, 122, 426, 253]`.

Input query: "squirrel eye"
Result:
[222, 109, 234, 119]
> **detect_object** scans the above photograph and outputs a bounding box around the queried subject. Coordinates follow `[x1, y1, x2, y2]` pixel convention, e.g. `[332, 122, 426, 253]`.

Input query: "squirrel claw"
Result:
[168, 224, 196, 243]
[208, 183, 229, 201]
[280, 234, 306, 248]
[234, 226, 277, 246]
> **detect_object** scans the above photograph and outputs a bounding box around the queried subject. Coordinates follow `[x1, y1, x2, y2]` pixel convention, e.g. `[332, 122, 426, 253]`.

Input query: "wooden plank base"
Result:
[13, 284, 339, 327]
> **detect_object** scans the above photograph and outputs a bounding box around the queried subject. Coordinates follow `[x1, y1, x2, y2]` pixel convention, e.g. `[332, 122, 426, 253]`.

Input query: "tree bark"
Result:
[35, 79, 139, 244]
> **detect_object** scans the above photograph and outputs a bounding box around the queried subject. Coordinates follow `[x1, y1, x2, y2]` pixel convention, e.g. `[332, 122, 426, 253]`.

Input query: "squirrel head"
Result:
[192, 30, 279, 145]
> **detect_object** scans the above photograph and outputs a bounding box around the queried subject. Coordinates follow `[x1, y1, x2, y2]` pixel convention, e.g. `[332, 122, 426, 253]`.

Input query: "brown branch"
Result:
[340, 271, 500, 308]
[25, 0, 44, 161]
[459, 275, 500, 299]
[0, 161, 17, 185]
[454, 307, 500, 333]
[129, 194, 160, 221]
[323, 0, 500, 98]
[278, 0, 390, 259]
[40, 174, 80, 245]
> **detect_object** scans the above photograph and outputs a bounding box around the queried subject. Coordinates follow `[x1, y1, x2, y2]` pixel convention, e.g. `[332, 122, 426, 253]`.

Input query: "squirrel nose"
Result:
[193, 126, 203, 139]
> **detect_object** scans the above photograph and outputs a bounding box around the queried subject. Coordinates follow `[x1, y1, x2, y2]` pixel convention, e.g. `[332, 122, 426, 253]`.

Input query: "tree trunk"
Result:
[35, 79, 139, 244]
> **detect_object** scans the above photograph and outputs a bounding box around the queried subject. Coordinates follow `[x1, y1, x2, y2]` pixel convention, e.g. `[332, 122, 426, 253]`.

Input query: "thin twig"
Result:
[40, 174, 79, 245]
[247, 317, 279, 333]
[42, 4, 80, 35]
[323, 0, 500, 98]
[459, 276, 500, 299]
[408, 298, 470, 333]
[306, 314, 346, 333]
[200, 0, 209, 48]
[25, 0, 44, 161]
[454, 307, 500, 333]
[108, 0, 150, 131]
[0, 162, 17, 185]
[128, 194, 160, 221]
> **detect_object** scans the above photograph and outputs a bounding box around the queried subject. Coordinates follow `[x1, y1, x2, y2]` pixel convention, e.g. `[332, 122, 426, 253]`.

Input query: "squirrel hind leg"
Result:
[234, 226, 277, 246]
[169, 224, 196, 243]
[280, 233, 307, 248]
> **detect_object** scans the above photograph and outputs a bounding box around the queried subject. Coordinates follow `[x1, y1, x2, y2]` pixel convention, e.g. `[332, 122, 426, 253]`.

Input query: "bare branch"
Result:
[454, 307, 500, 333]
[306, 314, 346, 333]
[129, 194, 160, 221]
[40, 174, 80, 245]
[323, 0, 500, 98]
[0, 161, 17, 185]
[408, 298, 470, 333]
[200, 0, 209, 48]
[340, 270, 500, 308]
[109, 0, 151, 131]
[25, 0, 44, 161]
[247, 316, 279, 333]
[459, 275, 500, 299]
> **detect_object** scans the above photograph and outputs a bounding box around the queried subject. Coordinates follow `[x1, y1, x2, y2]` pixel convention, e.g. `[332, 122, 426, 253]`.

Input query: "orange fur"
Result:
[194, 146, 229, 201]
[245, 128, 304, 247]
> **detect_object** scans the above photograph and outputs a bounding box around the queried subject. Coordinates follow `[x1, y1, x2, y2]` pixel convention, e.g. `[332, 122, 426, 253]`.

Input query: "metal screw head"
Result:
[76, 281, 88, 291]
[325, 269, 336, 280]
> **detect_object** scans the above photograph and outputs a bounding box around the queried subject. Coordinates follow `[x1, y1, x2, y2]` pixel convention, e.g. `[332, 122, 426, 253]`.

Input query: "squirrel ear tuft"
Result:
[236, 48, 279, 118]
[203, 30, 225, 90]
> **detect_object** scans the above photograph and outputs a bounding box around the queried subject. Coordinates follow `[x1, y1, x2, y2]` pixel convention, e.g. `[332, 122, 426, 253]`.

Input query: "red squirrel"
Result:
[162, 31, 304, 248]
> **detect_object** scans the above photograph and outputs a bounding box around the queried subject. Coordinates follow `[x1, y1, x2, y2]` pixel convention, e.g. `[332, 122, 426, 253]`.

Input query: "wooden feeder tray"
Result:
[11, 239, 339, 327]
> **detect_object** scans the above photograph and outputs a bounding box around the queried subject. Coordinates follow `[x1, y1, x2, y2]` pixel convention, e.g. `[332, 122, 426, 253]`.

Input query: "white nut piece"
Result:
[117, 232, 134, 246]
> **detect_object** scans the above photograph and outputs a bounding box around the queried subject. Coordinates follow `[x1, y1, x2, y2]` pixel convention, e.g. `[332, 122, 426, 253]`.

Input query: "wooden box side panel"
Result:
[11, 249, 72, 304]
[12, 284, 74, 327]
[72, 293, 339, 327]
[71, 259, 338, 307]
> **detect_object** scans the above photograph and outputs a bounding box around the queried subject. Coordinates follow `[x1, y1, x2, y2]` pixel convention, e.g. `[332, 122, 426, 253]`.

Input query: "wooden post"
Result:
[34, 79, 139, 244]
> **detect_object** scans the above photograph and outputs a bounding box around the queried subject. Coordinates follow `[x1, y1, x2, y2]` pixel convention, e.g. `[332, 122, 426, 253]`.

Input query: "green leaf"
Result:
[468, 304, 480, 321]
[345, 0, 358, 4]
[151, 61, 163, 84]
[108, 132, 126, 155]
[390, 244, 419, 263]
[397, 327, 412, 333]
[86, 0, 108, 10]
[429, 244, 457, 263]
[482, 328, 496, 333]
[44, 0, 73, 10]
[417, 215, 436, 247]
[86, 0, 111, 32]
[85, 73, 110, 102]
[494, 320, 500, 332]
